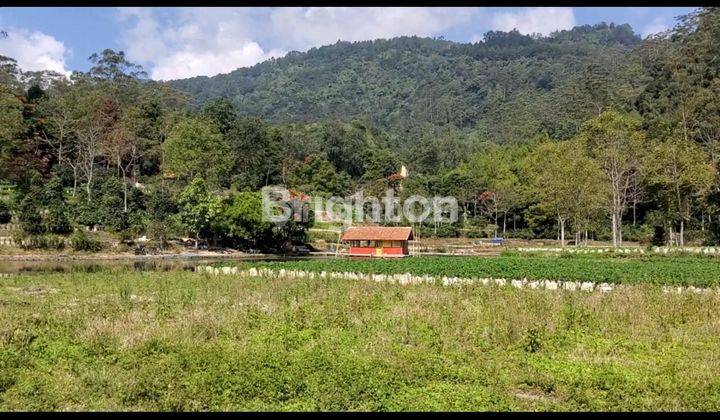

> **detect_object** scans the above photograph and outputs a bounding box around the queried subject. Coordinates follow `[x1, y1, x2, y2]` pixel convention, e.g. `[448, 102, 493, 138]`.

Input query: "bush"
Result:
[622, 224, 653, 244]
[685, 229, 712, 244]
[507, 228, 536, 240]
[461, 227, 484, 238]
[44, 206, 72, 234]
[0, 201, 11, 224]
[147, 220, 175, 249]
[69, 230, 103, 252]
[44, 235, 66, 250]
[13, 233, 66, 250]
[71, 198, 101, 229]
[15, 176, 72, 235]
[651, 225, 667, 246]
[17, 200, 43, 234]
[115, 243, 132, 253]
[308, 229, 342, 243]
[415, 224, 460, 238]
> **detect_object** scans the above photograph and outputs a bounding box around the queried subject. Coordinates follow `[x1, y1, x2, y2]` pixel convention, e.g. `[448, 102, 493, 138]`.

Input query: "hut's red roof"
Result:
[340, 226, 413, 242]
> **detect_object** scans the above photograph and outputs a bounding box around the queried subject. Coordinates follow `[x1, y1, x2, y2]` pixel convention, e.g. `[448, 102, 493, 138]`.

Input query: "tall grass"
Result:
[1, 269, 720, 411]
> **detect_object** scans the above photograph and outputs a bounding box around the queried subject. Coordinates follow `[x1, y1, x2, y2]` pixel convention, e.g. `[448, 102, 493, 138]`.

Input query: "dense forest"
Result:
[1, 7, 720, 251]
[170, 22, 644, 146]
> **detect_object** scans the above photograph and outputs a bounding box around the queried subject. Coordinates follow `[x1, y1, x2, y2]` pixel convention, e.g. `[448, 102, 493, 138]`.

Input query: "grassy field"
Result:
[243, 255, 720, 287]
[2, 268, 720, 411]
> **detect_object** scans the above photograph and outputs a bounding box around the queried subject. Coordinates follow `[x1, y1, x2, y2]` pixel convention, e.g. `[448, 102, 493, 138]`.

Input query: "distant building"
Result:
[387, 165, 409, 192]
[340, 226, 413, 257]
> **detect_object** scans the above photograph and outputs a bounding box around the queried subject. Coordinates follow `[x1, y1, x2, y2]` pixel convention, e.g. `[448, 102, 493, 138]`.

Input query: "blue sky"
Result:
[0, 7, 695, 81]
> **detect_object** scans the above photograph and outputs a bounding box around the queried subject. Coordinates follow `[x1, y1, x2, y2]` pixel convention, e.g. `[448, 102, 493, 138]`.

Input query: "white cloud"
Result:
[0, 27, 71, 76]
[489, 7, 576, 36]
[267, 7, 474, 51]
[117, 7, 474, 80]
[469, 34, 485, 43]
[151, 42, 281, 81]
[118, 7, 282, 80]
[641, 17, 670, 38]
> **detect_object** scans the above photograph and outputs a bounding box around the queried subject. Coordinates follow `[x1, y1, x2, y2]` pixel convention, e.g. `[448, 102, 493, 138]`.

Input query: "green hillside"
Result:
[169, 24, 645, 144]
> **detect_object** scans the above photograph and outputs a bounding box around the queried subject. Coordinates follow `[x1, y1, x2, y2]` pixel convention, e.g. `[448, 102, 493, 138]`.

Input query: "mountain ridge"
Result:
[168, 23, 645, 143]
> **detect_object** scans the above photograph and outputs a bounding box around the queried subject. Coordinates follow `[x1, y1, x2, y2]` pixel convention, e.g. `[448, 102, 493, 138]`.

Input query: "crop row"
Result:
[240, 255, 720, 287]
[517, 246, 720, 255]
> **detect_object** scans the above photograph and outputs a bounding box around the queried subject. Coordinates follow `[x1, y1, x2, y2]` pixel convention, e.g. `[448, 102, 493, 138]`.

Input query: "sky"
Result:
[0, 7, 696, 81]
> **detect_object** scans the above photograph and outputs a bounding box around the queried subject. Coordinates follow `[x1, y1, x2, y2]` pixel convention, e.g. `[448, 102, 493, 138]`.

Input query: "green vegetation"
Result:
[2, 268, 720, 411]
[170, 25, 643, 144]
[68, 230, 104, 252]
[3, 9, 720, 413]
[3, 9, 720, 251]
[246, 255, 720, 287]
[0, 201, 11, 224]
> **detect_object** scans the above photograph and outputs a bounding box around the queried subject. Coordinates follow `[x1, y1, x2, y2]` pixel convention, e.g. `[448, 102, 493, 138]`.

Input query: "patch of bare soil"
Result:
[12, 285, 59, 296]
[513, 387, 565, 408]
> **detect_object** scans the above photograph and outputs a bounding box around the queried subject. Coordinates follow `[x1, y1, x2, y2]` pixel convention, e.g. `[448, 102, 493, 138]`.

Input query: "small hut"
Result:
[340, 226, 413, 257]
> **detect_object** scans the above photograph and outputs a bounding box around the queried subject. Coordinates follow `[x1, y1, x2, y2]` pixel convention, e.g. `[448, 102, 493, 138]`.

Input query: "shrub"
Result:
[17, 200, 43, 234]
[685, 229, 712, 244]
[71, 198, 101, 229]
[118, 229, 135, 243]
[622, 224, 653, 244]
[651, 226, 667, 246]
[507, 228, 536, 240]
[43, 235, 66, 250]
[115, 243, 132, 253]
[147, 220, 175, 249]
[43, 206, 72, 234]
[461, 227, 484, 238]
[308, 229, 341, 243]
[70, 230, 103, 252]
[415, 224, 460, 238]
[13, 233, 66, 250]
[523, 327, 544, 353]
[0, 201, 11, 224]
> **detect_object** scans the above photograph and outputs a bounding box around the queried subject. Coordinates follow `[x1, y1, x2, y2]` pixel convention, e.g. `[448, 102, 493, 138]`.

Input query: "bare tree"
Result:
[74, 111, 103, 203]
[101, 117, 140, 212]
[628, 175, 646, 226]
[38, 90, 81, 195]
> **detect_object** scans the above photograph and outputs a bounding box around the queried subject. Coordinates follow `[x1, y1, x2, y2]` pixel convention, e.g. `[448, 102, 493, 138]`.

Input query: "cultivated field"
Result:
[2, 265, 720, 411]
[245, 254, 720, 287]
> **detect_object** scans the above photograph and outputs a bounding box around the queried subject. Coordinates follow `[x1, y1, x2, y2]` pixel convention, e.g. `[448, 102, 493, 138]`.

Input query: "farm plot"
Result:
[243, 255, 720, 287]
[2, 269, 720, 411]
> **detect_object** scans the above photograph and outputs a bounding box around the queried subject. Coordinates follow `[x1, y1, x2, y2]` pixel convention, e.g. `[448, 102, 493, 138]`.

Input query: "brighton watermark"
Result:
[262, 186, 458, 226]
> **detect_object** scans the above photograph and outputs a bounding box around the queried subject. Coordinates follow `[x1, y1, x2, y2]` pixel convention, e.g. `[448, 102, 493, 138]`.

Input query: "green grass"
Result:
[2, 268, 720, 411]
[243, 255, 720, 287]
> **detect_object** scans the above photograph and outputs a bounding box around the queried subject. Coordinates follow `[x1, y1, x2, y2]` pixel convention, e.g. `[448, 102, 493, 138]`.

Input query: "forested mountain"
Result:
[170, 23, 645, 144]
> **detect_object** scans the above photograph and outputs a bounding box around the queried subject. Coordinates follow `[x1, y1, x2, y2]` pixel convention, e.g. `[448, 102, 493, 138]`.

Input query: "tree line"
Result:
[1, 7, 720, 250]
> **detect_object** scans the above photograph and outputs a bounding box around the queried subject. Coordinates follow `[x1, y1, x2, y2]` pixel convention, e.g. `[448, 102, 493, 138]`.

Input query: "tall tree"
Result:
[526, 140, 607, 247]
[162, 117, 231, 186]
[71, 90, 104, 202]
[226, 118, 281, 189]
[644, 137, 715, 247]
[177, 177, 217, 248]
[87, 49, 147, 83]
[202, 97, 238, 135]
[579, 110, 645, 246]
[464, 145, 521, 236]
[101, 110, 141, 212]
[0, 86, 25, 178]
